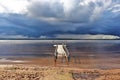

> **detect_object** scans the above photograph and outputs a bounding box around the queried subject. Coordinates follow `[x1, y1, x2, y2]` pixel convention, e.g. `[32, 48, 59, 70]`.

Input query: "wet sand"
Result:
[1, 53, 119, 69]
[24, 56, 120, 69]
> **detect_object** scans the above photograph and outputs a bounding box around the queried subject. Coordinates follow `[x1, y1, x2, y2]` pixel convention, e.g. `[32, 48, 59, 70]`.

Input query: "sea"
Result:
[0, 40, 120, 66]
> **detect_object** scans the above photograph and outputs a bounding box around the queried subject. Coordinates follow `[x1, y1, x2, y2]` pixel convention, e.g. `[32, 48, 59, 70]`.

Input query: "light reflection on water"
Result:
[0, 40, 120, 57]
[0, 40, 120, 61]
[0, 40, 120, 69]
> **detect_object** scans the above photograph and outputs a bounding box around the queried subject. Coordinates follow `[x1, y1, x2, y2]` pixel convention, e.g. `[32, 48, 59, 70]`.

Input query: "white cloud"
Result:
[39, 35, 48, 38]
[0, 0, 28, 14]
[26, 0, 115, 24]
[0, 0, 117, 23]
[108, 4, 120, 13]
[56, 34, 120, 39]
[112, 9, 120, 13]
[60, 0, 78, 16]
[0, 0, 118, 21]
[90, 0, 112, 22]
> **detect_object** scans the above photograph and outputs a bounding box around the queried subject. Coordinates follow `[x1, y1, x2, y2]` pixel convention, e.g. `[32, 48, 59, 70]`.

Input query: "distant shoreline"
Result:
[0, 38, 120, 40]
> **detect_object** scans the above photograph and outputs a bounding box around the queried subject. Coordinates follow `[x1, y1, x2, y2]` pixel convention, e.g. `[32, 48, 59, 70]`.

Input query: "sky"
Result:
[0, 0, 120, 39]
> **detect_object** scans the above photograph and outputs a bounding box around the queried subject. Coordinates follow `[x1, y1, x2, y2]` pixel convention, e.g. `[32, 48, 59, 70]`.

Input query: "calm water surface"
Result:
[0, 40, 120, 64]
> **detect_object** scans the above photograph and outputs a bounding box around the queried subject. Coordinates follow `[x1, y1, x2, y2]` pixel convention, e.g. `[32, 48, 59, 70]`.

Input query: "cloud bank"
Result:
[55, 34, 120, 39]
[0, 0, 119, 39]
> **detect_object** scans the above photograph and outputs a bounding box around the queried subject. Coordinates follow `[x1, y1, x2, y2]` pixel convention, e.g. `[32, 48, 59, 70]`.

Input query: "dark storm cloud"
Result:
[0, 13, 51, 37]
[26, 0, 120, 36]
[0, 13, 76, 38]
[0, 0, 120, 39]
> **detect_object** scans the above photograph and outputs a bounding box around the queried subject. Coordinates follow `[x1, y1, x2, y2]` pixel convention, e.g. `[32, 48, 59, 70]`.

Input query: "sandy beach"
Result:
[0, 64, 120, 80]
[0, 56, 120, 80]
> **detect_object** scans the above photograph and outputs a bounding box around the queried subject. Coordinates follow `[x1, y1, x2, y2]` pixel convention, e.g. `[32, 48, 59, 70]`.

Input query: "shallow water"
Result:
[0, 40, 120, 67]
